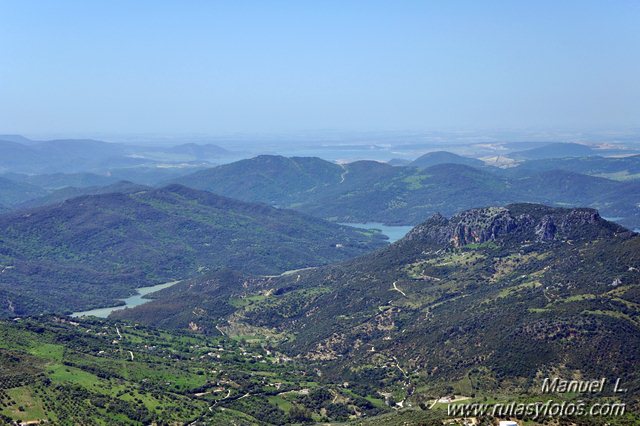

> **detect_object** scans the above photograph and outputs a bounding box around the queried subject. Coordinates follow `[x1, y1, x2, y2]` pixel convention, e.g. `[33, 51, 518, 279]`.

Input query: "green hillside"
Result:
[115, 205, 640, 411]
[0, 309, 636, 425]
[0, 185, 385, 317]
[0, 316, 398, 425]
[169, 155, 640, 229]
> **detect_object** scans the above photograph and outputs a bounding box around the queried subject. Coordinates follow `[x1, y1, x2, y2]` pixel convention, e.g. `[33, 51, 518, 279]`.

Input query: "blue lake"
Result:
[69, 224, 413, 318]
[71, 280, 180, 318]
[340, 222, 414, 243]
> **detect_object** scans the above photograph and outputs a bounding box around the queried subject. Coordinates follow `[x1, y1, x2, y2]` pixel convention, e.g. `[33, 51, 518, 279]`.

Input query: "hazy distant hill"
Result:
[171, 155, 496, 214]
[408, 151, 485, 169]
[386, 158, 411, 166]
[11, 166, 213, 189]
[170, 155, 347, 205]
[171, 155, 640, 228]
[511, 169, 619, 202]
[32, 138, 127, 159]
[0, 139, 46, 172]
[0, 135, 235, 175]
[3, 171, 119, 190]
[116, 204, 640, 397]
[0, 134, 35, 144]
[508, 142, 596, 160]
[0, 169, 209, 211]
[513, 154, 640, 180]
[167, 142, 231, 158]
[0, 137, 130, 173]
[15, 181, 148, 210]
[0, 184, 385, 316]
[0, 176, 47, 206]
[298, 163, 513, 223]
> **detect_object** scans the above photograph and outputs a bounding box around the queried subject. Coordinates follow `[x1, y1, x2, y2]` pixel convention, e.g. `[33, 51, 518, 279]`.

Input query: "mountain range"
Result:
[0, 136, 234, 175]
[3, 139, 640, 230]
[169, 155, 640, 229]
[1, 136, 640, 423]
[114, 204, 640, 400]
[0, 184, 385, 317]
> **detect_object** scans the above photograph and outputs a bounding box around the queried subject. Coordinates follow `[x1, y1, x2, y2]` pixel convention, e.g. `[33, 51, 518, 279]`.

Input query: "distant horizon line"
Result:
[3, 127, 640, 144]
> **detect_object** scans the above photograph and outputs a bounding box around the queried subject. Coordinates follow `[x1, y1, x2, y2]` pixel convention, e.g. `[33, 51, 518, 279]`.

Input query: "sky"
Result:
[1, 1, 639, 137]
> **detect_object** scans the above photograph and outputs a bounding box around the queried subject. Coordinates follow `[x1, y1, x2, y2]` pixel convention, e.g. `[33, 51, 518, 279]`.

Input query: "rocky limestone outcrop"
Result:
[450, 207, 518, 247]
[535, 215, 557, 240]
[403, 204, 627, 249]
[403, 212, 451, 245]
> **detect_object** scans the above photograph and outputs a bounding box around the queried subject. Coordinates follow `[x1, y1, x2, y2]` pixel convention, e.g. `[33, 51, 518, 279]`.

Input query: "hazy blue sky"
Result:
[1, 1, 638, 136]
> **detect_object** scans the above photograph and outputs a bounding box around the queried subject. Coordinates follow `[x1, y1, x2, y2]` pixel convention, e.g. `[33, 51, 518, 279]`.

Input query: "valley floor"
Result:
[0, 316, 637, 425]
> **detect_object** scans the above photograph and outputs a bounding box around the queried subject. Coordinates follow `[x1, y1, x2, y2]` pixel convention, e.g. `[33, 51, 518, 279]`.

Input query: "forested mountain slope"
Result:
[0, 185, 385, 316]
[116, 204, 640, 399]
[171, 155, 640, 228]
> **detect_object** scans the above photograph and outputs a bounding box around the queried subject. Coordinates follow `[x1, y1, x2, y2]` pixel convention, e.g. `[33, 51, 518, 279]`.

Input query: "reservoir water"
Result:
[340, 222, 413, 243]
[71, 280, 180, 318]
[72, 224, 411, 317]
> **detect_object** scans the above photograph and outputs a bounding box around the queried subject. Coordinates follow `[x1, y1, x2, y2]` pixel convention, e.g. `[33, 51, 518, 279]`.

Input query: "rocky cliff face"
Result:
[450, 207, 519, 247]
[404, 203, 629, 248]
